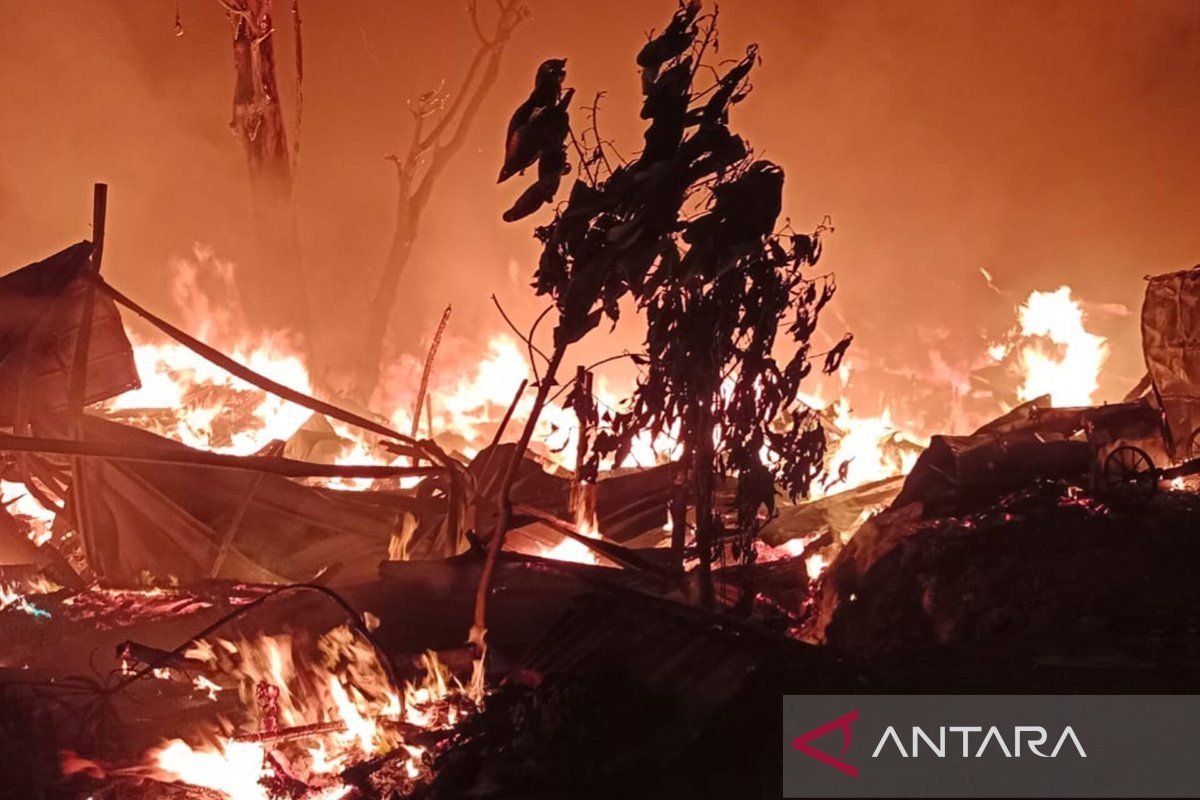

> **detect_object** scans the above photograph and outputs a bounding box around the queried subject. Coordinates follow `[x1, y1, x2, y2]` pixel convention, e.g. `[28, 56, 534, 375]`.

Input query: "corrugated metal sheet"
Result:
[1142, 267, 1200, 459]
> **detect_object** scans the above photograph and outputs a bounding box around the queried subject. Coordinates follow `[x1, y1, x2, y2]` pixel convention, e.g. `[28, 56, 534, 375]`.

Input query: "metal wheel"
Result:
[1187, 427, 1200, 461]
[1100, 445, 1158, 509]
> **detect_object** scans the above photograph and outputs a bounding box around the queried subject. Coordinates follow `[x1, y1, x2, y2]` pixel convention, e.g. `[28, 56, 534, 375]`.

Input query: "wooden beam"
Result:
[68, 183, 108, 559]
[0, 432, 444, 479]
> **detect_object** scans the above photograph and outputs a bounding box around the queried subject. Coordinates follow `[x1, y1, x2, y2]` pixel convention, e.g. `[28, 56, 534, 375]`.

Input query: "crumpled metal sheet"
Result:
[1142, 266, 1200, 459]
[0, 241, 139, 426]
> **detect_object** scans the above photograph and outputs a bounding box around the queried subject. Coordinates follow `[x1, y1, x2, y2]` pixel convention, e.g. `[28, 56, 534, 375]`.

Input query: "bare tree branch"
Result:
[351, 0, 529, 399]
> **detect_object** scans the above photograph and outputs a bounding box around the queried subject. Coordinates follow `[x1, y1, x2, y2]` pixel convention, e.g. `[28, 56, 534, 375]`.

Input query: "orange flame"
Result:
[144, 624, 466, 797]
[993, 286, 1109, 407]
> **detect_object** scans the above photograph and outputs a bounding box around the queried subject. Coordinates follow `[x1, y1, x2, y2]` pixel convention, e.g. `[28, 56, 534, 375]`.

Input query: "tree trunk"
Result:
[690, 400, 717, 610]
[348, 1, 522, 403]
[228, 0, 310, 336]
[669, 449, 690, 564]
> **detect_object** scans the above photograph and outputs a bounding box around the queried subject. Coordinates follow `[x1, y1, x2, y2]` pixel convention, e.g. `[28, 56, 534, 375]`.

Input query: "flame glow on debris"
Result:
[822, 397, 921, 495]
[86, 254, 1113, 587]
[0, 585, 48, 617]
[800, 368, 925, 502]
[0, 575, 58, 618]
[111, 333, 314, 454]
[1, 481, 56, 546]
[100, 251, 676, 491]
[537, 518, 604, 565]
[145, 625, 468, 799]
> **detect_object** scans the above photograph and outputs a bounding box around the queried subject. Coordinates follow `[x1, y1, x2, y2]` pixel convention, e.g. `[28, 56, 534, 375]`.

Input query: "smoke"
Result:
[1, 0, 1197, 432]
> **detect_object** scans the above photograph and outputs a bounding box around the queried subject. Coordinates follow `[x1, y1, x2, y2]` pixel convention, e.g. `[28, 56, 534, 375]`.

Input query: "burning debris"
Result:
[1, 188, 1195, 799]
[1, 2, 1198, 799]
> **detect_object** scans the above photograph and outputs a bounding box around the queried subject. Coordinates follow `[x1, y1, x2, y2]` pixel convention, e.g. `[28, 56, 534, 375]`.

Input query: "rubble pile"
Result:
[2, 189, 1199, 798]
[810, 481, 1200, 690]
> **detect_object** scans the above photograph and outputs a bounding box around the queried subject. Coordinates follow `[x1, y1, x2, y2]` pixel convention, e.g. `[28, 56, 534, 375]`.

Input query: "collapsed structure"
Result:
[1, 211, 1198, 798]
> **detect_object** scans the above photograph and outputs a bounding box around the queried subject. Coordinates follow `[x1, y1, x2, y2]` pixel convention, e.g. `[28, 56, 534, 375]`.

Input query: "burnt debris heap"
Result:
[3, 2, 1199, 800]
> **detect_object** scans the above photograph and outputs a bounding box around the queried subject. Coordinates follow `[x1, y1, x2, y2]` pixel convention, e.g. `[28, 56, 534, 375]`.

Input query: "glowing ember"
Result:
[753, 535, 816, 563]
[804, 552, 828, 581]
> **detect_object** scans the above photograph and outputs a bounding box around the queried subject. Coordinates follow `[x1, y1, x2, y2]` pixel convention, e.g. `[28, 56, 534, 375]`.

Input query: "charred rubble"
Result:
[2, 5, 1200, 800]
[2, 217, 1199, 800]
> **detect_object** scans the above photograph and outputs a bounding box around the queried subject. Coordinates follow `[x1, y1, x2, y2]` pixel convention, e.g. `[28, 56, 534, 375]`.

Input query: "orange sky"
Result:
[1, 0, 1197, 430]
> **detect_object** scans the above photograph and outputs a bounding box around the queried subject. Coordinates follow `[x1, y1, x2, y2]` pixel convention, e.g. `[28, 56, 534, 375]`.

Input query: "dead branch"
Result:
[490, 295, 552, 381]
[352, 0, 529, 399]
[291, 0, 303, 168]
[412, 305, 452, 438]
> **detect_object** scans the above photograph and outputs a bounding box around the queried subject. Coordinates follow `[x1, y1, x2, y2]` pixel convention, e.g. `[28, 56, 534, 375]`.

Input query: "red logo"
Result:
[791, 709, 859, 778]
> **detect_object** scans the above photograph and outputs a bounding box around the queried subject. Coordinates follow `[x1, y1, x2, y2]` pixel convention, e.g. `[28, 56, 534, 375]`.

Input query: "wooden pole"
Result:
[569, 366, 595, 526]
[68, 183, 107, 560]
[69, 184, 108, 409]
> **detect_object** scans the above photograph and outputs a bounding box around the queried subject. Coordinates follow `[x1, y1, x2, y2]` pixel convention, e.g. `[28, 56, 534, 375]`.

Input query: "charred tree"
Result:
[222, 0, 310, 335]
[348, 1, 529, 402]
[206, 1, 526, 399]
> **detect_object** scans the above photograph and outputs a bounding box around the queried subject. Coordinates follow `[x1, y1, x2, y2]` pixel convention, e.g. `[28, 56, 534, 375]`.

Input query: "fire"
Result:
[537, 518, 604, 565]
[93, 243, 690, 480]
[0, 574, 57, 618]
[798, 368, 925, 502]
[108, 333, 313, 455]
[1002, 286, 1109, 407]
[153, 738, 274, 800]
[804, 553, 828, 581]
[145, 624, 467, 798]
[821, 397, 922, 495]
[108, 315, 667, 488]
[1, 481, 57, 546]
[83, 257, 1116, 587]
